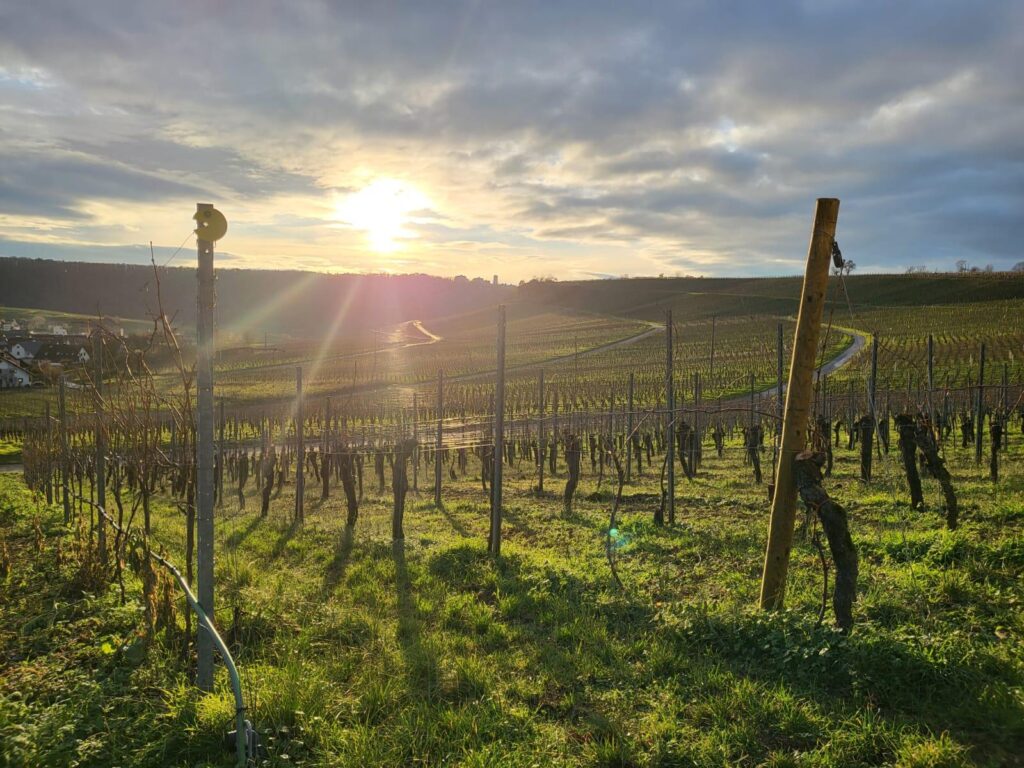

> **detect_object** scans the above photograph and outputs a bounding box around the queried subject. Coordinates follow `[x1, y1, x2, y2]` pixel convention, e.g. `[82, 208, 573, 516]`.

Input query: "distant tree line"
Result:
[0, 258, 509, 335]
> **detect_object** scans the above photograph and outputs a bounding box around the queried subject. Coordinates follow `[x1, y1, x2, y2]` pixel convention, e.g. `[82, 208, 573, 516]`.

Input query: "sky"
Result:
[1, 1, 1022, 282]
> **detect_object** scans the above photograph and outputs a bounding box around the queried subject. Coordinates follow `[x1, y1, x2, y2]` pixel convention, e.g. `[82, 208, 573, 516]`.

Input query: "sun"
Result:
[334, 178, 430, 253]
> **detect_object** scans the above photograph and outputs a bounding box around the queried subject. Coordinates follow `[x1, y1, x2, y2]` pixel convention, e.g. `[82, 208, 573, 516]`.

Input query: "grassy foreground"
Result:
[1, 436, 1022, 767]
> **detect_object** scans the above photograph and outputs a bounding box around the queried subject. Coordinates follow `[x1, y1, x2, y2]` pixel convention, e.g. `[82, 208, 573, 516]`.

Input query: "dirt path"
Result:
[738, 325, 867, 405]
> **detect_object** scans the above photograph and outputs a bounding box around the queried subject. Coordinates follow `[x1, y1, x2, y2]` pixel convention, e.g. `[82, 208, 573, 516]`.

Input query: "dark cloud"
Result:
[0, 0, 1021, 275]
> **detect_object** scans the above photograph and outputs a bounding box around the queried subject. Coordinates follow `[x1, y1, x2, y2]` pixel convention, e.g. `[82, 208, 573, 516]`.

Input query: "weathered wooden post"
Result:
[665, 309, 675, 524]
[489, 306, 506, 555]
[295, 366, 304, 523]
[434, 370, 443, 507]
[194, 201, 222, 692]
[759, 198, 839, 612]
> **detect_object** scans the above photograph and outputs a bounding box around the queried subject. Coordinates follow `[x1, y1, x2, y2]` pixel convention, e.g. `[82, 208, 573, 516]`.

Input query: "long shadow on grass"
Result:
[393, 540, 443, 700]
[224, 513, 264, 550]
[270, 519, 301, 559]
[436, 501, 471, 538]
[322, 524, 354, 594]
[429, 543, 653, 726]
[671, 608, 1024, 760]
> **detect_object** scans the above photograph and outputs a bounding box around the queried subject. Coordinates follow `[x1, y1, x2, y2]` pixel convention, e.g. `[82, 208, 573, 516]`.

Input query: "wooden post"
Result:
[295, 366, 304, 522]
[489, 306, 506, 555]
[58, 376, 70, 523]
[194, 203, 216, 692]
[975, 342, 985, 464]
[93, 330, 106, 563]
[759, 198, 839, 611]
[665, 309, 675, 524]
[434, 370, 443, 507]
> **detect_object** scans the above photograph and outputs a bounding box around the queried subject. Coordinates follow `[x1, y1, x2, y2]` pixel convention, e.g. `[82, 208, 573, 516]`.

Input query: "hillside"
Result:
[518, 273, 1024, 322]
[0, 258, 511, 337]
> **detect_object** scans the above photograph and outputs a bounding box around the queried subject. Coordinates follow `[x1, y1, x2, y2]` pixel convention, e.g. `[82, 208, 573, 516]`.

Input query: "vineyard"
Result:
[1, 268, 1024, 767]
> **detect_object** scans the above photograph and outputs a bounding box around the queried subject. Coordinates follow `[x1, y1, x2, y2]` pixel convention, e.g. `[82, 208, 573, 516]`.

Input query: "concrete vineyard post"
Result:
[759, 197, 839, 612]
[195, 202, 216, 692]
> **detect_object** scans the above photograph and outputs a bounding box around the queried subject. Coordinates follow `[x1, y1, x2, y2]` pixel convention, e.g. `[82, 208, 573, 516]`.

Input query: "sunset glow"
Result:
[334, 179, 431, 253]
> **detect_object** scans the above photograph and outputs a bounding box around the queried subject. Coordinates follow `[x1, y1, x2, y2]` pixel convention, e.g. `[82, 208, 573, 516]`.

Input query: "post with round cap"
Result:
[759, 198, 840, 611]
[195, 202, 219, 691]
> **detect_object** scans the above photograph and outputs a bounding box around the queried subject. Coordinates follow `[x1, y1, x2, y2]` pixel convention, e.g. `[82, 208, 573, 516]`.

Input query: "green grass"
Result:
[2, 427, 1022, 767]
[0, 439, 20, 465]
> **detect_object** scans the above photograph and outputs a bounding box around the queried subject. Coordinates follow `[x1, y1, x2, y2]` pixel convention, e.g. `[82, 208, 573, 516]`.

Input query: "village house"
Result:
[0, 352, 32, 388]
[10, 340, 42, 361]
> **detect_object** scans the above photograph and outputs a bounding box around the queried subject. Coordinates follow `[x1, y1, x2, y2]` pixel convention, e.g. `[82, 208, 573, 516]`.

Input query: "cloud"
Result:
[0, 0, 1021, 279]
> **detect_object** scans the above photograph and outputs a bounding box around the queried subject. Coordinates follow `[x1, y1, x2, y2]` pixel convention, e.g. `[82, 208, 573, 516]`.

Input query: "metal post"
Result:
[709, 314, 716, 387]
[626, 371, 634, 482]
[867, 333, 878, 475]
[489, 306, 506, 554]
[434, 370, 443, 507]
[45, 401, 53, 505]
[93, 330, 106, 563]
[760, 198, 839, 611]
[749, 372, 756, 428]
[412, 391, 419, 491]
[217, 398, 225, 508]
[975, 342, 985, 464]
[927, 333, 935, 428]
[322, 397, 331, 500]
[665, 309, 675, 524]
[774, 322, 783, 471]
[195, 202, 216, 692]
[537, 369, 545, 493]
[59, 376, 70, 523]
[295, 366, 304, 521]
